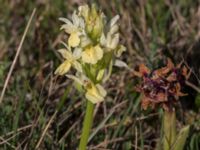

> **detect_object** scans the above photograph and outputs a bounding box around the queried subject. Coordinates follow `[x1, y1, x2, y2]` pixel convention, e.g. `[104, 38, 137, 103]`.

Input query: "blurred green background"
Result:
[0, 0, 200, 149]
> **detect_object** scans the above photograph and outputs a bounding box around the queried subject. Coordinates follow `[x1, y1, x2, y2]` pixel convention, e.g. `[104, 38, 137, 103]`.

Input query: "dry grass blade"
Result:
[135, 126, 138, 150]
[186, 81, 200, 93]
[35, 110, 58, 149]
[58, 118, 81, 144]
[88, 101, 127, 143]
[91, 137, 130, 149]
[1, 124, 33, 137]
[0, 135, 17, 149]
[0, 8, 36, 104]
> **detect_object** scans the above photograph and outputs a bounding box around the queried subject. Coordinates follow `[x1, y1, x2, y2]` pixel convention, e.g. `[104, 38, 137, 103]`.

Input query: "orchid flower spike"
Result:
[55, 4, 126, 104]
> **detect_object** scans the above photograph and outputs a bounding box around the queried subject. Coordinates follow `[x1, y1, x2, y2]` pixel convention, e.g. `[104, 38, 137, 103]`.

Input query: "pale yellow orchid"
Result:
[85, 82, 106, 104]
[55, 49, 82, 75]
[54, 60, 72, 75]
[79, 4, 104, 40]
[55, 5, 126, 149]
[81, 45, 103, 64]
[100, 15, 119, 49]
[100, 15, 126, 57]
[55, 4, 125, 104]
[78, 5, 89, 19]
[59, 12, 85, 48]
[66, 74, 107, 104]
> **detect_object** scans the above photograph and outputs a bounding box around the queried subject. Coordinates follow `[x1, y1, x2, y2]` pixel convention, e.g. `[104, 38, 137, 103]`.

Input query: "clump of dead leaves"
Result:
[134, 58, 191, 111]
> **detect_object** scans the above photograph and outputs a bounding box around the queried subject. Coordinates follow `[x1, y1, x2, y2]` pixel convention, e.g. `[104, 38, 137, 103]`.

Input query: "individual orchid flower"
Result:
[85, 82, 106, 104]
[100, 15, 119, 50]
[100, 15, 126, 57]
[66, 74, 106, 104]
[54, 48, 82, 75]
[59, 12, 85, 48]
[81, 44, 103, 64]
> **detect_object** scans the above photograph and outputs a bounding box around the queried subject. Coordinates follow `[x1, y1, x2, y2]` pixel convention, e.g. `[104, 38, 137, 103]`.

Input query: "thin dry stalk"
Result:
[35, 110, 58, 149]
[1, 124, 33, 137]
[0, 133, 19, 148]
[58, 117, 81, 143]
[186, 81, 200, 93]
[0, 8, 36, 104]
[135, 126, 138, 150]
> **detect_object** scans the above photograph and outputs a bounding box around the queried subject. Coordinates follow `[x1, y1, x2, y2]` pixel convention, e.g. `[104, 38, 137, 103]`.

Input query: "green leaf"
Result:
[172, 125, 190, 150]
[163, 110, 176, 150]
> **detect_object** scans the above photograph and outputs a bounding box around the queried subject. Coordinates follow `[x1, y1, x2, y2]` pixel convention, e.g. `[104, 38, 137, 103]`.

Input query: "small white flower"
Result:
[109, 33, 119, 49]
[100, 15, 120, 51]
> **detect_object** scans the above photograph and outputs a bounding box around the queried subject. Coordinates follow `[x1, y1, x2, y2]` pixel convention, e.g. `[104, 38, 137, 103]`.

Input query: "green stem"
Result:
[78, 100, 95, 150]
[163, 110, 176, 150]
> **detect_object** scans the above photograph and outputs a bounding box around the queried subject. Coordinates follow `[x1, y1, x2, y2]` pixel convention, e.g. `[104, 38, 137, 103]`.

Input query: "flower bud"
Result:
[80, 4, 104, 41]
[96, 69, 105, 81]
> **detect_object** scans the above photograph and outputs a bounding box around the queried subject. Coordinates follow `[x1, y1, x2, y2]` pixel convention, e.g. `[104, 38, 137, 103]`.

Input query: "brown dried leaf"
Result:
[141, 96, 151, 110]
[153, 58, 174, 77]
[167, 72, 177, 82]
[139, 63, 150, 75]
